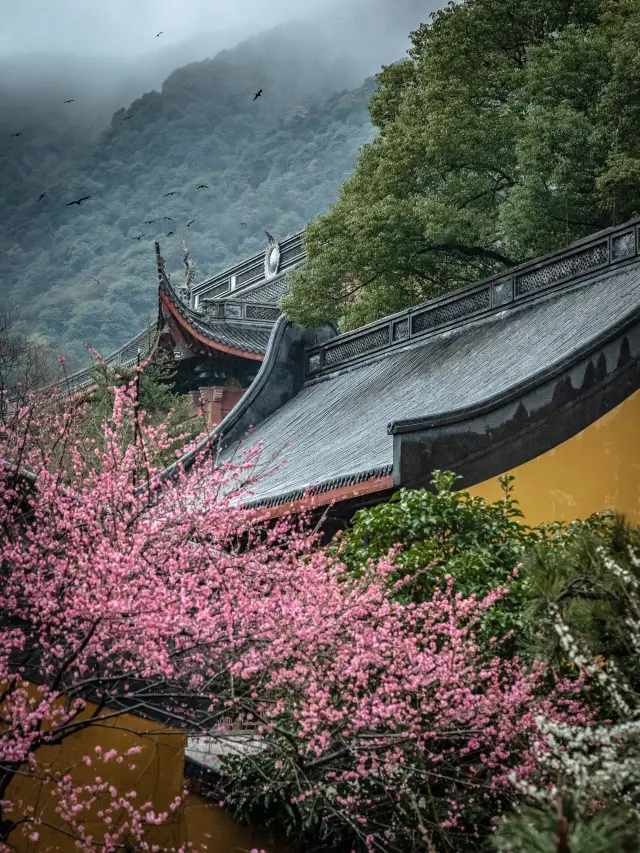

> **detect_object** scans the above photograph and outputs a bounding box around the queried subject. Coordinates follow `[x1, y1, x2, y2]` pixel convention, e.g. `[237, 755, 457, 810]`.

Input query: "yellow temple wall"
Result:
[6, 697, 281, 853]
[467, 389, 640, 525]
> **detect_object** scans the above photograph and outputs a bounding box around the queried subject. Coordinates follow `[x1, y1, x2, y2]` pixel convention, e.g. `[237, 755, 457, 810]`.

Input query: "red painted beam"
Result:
[247, 474, 394, 521]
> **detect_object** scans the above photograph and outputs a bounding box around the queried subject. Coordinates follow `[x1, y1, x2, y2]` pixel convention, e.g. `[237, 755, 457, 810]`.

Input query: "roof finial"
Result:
[155, 241, 169, 286]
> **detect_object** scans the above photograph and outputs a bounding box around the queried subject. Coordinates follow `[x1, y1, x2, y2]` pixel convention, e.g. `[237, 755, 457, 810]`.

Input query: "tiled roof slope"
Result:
[187, 318, 273, 355]
[220, 252, 640, 507]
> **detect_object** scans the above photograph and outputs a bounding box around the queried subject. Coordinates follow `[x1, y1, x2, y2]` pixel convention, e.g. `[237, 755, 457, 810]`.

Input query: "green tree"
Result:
[519, 512, 640, 692]
[283, 0, 640, 330]
[71, 349, 205, 467]
[334, 471, 538, 643]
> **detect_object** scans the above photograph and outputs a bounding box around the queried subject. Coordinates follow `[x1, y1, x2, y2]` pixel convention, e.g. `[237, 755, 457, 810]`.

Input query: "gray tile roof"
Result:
[161, 278, 275, 356]
[235, 275, 292, 304]
[221, 261, 640, 506]
[187, 314, 274, 355]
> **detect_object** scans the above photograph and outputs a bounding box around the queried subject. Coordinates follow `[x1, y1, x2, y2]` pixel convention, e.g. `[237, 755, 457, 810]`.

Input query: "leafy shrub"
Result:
[333, 471, 537, 643]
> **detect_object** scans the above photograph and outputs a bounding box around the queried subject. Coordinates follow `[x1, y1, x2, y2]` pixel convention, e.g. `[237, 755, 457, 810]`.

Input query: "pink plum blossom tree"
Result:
[0, 377, 587, 853]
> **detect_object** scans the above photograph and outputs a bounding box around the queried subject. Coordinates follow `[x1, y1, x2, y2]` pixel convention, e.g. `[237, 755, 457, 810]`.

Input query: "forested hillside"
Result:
[0, 0, 428, 360]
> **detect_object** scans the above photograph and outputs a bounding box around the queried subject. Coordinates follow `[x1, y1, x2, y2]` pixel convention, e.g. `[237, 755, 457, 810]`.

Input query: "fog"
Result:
[0, 0, 434, 140]
[0, 0, 332, 57]
[0, 0, 441, 358]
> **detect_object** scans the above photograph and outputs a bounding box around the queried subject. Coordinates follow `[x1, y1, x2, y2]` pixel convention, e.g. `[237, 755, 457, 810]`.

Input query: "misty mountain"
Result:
[0, 29, 260, 140]
[0, 0, 431, 360]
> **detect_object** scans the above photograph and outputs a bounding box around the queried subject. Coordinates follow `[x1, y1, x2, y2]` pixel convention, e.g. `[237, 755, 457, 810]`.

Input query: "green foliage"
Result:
[495, 800, 640, 853]
[336, 471, 534, 597]
[519, 512, 640, 688]
[283, 0, 640, 329]
[334, 471, 537, 641]
[494, 516, 640, 853]
[74, 348, 205, 465]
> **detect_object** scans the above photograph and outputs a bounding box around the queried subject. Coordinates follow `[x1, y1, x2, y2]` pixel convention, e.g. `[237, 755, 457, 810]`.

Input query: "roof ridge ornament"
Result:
[264, 232, 281, 280]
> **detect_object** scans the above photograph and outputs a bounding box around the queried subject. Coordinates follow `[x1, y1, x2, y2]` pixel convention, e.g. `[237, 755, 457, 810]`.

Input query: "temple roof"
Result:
[158, 269, 276, 358]
[212, 219, 640, 510]
[191, 231, 305, 305]
[47, 325, 157, 394]
[47, 233, 303, 393]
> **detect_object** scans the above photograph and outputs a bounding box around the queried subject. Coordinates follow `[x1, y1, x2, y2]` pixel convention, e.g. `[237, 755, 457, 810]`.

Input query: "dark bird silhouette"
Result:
[240, 221, 247, 226]
[63, 99, 74, 103]
[166, 231, 174, 236]
[164, 191, 177, 197]
[156, 31, 163, 37]
[253, 89, 263, 101]
[38, 192, 47, 202]
[265, 230, 275, 243]
[10, 132, 21, 137]
[143, 219, 156, 224]
[162, 216, 174, 221]
[187, 219, 195, 227]
[65, 195, 90, 206]
[196, 184, 208, 189]
[131, 234, 146, 241]
[122, 114, 135, 122]
[94, 279, 100, 285]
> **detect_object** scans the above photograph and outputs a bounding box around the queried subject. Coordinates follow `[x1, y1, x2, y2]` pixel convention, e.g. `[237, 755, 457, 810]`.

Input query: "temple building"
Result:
[61, 231, 306, 428]
[64, 219, 640, 527]
[179, 217, 640, 530]
[17, 218, 640, 853]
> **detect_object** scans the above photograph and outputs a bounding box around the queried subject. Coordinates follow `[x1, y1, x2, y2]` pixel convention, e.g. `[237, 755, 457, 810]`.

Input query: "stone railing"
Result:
[201, 298, 281, 324]
[44, 324, 158, 395]
[304, 219, 639, 378]
[191, 231, 306, 305]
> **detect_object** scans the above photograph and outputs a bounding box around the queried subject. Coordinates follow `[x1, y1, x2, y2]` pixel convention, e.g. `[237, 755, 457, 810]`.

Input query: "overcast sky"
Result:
[0, 0, 332, 57]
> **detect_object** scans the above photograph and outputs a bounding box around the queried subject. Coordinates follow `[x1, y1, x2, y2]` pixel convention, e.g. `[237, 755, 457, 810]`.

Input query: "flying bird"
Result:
[143, 219, 156, 224]
[65, 195, 91, 206]
[10, 132, 21, 137]
[162, 216, 173, 221]
[156, 31, 163, 37]
[164, 191, 177, 197]
[94, 279, 100, 285]
[187, 219, 195, 227]
[131, 234, 146, 240]
[240, 221, 247, 226]
[122, 114, 135, 122]
[265, 230, 275, 243]
[196, 184, 208, 189]
[63, 99, 74, 104]
[166, 231, 174, 236]
[38, 192, 47, 202]
[253, 89, 263, 101]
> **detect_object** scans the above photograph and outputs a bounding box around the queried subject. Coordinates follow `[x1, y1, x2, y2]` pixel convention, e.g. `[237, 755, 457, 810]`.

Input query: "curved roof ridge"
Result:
[159, 276, 271, 359]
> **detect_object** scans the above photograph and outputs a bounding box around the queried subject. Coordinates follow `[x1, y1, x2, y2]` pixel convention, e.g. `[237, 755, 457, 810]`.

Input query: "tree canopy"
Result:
[283, 0, 640, 330]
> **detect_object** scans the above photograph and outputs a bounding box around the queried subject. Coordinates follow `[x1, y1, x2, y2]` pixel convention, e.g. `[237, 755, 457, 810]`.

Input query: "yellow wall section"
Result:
[6, 696, 283, 853]
[467, 389, 640, 526]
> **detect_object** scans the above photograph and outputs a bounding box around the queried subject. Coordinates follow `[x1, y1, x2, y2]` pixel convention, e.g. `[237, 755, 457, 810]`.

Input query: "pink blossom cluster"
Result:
[0, 382, 588, 851]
